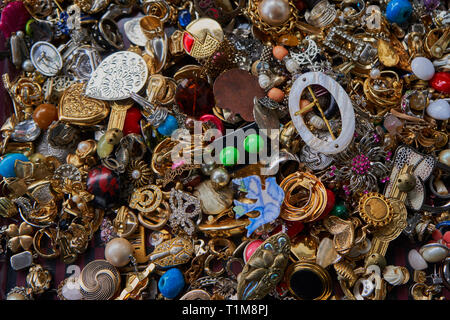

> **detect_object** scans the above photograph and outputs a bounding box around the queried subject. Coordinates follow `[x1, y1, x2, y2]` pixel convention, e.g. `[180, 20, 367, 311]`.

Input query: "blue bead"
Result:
[158, 268, 185, 299]
[0, 153, 29, 178]
[178, 10, 191, 28]
[157, 114, 178, 136]
[385, 0, 412, 24]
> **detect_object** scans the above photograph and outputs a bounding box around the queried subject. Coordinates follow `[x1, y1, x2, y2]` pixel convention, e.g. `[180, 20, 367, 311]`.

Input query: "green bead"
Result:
[330, 203, 348, 219]
[244, 134, 264, 154]
[219, 146, 239, 166]
[97, 135, 114, 159]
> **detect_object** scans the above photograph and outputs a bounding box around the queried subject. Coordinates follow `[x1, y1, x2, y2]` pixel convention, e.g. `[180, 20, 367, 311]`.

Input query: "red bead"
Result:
[122, 106, 142, 136]
[285, 220, 304, 238]
[175, 78, 214, 118]
[318, 189, 335, 220]
[182, 32, 194, 53]
[443, 231, 450, 248]
[432, 229, 443, 241]
[430, 72, 450, 94]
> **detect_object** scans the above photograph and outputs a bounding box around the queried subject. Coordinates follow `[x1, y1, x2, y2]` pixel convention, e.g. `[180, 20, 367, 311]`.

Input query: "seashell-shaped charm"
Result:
[85, 51, 148, 101]
[383, 265, 406, 286]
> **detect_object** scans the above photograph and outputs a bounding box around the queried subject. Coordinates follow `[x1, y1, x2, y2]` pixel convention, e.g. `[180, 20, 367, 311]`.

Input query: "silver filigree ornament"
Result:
[85, 51, 148, 101]
[168, 189, 202, 236]
[290, 36, 320, 66]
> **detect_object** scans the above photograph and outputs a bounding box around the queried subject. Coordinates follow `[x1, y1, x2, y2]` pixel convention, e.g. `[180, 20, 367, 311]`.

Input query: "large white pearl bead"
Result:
[426, 99, 450, 120]
[285, 58, 299, 73]
[258, 74, 271, 89]
[258, 0, 291, 27]
[411, 57, 435, 80]
[438, 149, 450, 166]
[105, 238, 133, 267]
[419, 244, 449, 263]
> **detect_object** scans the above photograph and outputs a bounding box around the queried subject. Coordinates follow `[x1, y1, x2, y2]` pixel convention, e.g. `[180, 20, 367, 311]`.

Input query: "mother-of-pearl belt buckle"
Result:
[288, 71, 355, 155]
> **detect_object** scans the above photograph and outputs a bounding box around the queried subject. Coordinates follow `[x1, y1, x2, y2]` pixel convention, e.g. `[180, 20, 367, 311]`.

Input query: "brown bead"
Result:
[32, 104, 58, 130]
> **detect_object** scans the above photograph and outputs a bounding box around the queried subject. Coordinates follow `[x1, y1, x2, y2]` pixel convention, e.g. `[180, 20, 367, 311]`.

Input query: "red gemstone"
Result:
[123, 106, 142, 136]
[430, 72, 450, 94]
[182, 32, 194, 53]
[244, 240, 264, 263]
[175, 78, 215, 118]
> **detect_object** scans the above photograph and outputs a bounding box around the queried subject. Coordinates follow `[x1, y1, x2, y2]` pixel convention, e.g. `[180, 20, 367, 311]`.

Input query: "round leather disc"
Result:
[213, 68, 266, 122]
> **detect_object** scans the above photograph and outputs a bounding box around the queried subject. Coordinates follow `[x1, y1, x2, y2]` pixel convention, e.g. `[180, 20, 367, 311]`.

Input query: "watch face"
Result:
[30, 41, 63, 76]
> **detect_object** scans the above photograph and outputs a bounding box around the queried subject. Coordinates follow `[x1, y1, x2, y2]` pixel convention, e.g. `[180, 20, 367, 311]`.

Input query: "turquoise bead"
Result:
[158, 268, 185, 299]
[157, 114, 178, 136]
[244, 134, 264, 154]
[219, 146, 240, 166]
[385, 0, 412, 25]
[0, 153, 29, 178]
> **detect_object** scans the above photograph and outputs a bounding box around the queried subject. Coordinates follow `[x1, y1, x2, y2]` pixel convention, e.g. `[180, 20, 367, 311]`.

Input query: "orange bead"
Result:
[272, 45, 289, 61]
[267, 87, 285, 102]
[32, 103, 58, 130]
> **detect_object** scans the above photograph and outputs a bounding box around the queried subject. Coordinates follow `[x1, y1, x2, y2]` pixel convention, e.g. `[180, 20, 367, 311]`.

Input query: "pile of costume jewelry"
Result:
[0, 0, 449, 300]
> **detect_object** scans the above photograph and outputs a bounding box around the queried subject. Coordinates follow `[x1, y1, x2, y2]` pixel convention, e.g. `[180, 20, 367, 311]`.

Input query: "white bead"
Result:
[370, 68, 381, 79]
[426, 99, 450, 120]
[285, 58, 299, 73]
[411, 57, 435, 80]
[408, 249, 428, 270]
[258, 74, 271, 89]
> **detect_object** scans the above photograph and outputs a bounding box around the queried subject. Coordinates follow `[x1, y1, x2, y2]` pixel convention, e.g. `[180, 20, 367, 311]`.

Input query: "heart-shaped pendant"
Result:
[59, 83, 109, 126]
[85, 51, 148, 101]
